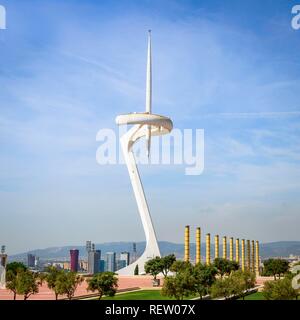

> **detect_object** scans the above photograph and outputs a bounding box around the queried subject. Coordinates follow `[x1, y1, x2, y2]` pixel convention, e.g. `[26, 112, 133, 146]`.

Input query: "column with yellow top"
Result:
[184, 225, 190, 262]
[241, 239, 245, 271]
[206, 233, 211, 265]
[215, 235, 219, 260]
[223, 236, 227, 259]
[196, 227, 201, 264]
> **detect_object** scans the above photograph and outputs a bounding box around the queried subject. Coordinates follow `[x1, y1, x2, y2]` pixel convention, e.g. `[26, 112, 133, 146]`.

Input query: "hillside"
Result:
[9, 241, 300, 262]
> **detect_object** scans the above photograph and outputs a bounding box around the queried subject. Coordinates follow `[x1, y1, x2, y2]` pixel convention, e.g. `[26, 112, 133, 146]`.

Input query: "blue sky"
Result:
[1, 0, 300, 254]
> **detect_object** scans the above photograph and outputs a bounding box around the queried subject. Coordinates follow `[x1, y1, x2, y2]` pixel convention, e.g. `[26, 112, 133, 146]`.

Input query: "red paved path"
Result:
[0, 276, 273, 300]
[0, 275, 162, 300]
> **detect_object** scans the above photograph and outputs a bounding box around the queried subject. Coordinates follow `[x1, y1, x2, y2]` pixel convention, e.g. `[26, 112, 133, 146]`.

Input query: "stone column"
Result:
[196, 227, 201, 264]
[229, 237, 234, 261]
[255, 241, 260, 276]
[251, 240, 255, 273]
[223, 236, 227, 259]
[206, 233, 211, 265]
[241, 239, 245, 271]
[184, 225, 190, 262]
[215, 235, 219, 260]
[247, 240, 251, 271]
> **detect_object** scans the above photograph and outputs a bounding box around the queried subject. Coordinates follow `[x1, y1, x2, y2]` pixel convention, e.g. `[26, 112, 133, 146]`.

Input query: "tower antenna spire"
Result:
[146, 29, 152, 114]
[145, 30, 152, 157]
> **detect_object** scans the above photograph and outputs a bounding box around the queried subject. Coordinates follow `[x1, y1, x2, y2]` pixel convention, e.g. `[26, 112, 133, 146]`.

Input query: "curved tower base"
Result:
[116, 124, 161, 275]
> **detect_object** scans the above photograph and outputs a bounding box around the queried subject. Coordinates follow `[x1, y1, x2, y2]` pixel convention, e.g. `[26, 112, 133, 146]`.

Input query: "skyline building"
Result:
[86, 241, 92, 253]
[27, 253, 35, 268]
[63, 261, 70, 270]
[99, 259, 105, 272]
[70, 249, 79, 272]
[88, 249, 101, 274]
[117, 252, 130, 270]
[106, 252, 116, 272]
[34, 256, 40, 269]
[131, 243, 137, 263]
[80, 260, 88, 272]
[117, 260, 127, 270]
[120, 252, 130, 266]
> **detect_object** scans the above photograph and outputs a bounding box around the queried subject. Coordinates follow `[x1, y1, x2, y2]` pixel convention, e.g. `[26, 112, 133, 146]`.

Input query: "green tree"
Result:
[277, 260, 290, 279]
[160, 254, 176, 278]
[211, 270, 254, 300]
[213, 258, 238, 278]
[170, 260, 192, 273]
[37, 272, 47, 287]
[161, 269, 195, 300]
[134, 264, 139, 275]
[210, 277, 233, 300]
[193, 263, 218, 299]
[55, 272, 83, 300]
[6, 270, 18, 300]
[263, 259, 289, 280]
[15, 270, 39, 300]
[263, 277, 298, 300]
[45, 266, 64, 300]
[6, 263, 29, 300]
[144, 257, 162, 280]
[6, 262, 27, 275]
[228, 274, 245, 298]
[228, 261, 240, 273]
[87, 272, 118, 300]
[230, 270, 256, 300]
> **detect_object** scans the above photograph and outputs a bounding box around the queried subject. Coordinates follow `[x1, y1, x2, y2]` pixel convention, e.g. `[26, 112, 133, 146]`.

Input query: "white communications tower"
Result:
[116, 31, 173, 275]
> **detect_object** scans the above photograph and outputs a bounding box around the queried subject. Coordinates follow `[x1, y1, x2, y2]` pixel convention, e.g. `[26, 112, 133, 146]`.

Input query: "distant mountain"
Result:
[259, 241, 300, 258]
[8, 241, 300, 262]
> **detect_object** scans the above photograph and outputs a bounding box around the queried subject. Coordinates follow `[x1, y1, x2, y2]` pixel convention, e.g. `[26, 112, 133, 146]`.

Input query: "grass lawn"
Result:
[238, 292, 265, 300]
[98, 290, 196, 300]
[238, 291, 299, 300]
